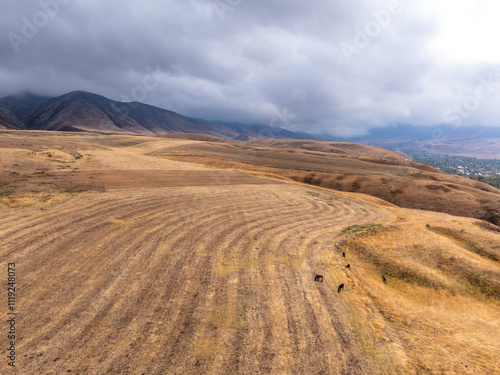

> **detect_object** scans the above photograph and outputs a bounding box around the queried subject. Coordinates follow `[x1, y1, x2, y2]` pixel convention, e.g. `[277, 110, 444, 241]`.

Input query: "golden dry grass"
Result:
[0, 130, 499, 374]
[246, 139, 411, 162]
[153, 140, 500, 225]
[333, 211, 500, 374]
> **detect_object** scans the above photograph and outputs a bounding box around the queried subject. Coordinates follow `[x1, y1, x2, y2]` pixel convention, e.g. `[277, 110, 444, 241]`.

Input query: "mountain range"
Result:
[343, 124, 500, 159]
[4, 91, 500, 157]
[0, 91, 320, 141]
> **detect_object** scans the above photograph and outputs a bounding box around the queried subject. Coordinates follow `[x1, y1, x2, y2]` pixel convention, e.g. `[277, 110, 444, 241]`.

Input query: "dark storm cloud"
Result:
[1, 0, 499, 136]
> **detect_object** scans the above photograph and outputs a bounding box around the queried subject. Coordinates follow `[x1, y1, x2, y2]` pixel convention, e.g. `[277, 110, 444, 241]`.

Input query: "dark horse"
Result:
[314, 274, 324, 282]
[338, 283, 344, 293]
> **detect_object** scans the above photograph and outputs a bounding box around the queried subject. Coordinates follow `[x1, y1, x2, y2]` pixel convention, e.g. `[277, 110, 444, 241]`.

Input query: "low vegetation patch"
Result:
[425, 184, 451, 193]
[306, 191, 319, 197]
[63, 185, 105, 194]
[427, 225, 500, 262]
[1, 192, 65, 208]
[303, 172, 322, 185]
[474, 220, 500, 234]
[463, 272, 500, 300]
[338, 224, 500, 303]
[342, 223, 382, 234]
[345, 238, 444, 290]
[306, 191, 352, 207]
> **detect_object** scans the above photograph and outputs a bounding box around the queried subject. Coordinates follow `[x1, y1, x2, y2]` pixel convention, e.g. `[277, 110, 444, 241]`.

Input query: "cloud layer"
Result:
[2, 0, 500, 136]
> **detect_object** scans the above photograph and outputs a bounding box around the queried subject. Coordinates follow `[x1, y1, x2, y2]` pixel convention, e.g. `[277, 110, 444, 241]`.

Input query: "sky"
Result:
[1, 0, 500, 136]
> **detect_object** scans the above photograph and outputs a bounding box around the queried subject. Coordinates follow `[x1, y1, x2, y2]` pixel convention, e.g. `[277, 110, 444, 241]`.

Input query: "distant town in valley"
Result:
[406, 150, 500, 189]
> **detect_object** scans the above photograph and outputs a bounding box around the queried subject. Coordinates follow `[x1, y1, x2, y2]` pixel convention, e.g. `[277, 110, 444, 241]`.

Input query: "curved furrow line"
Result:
[0, 184, 247, 248]
[279, 232, 346, 373]
[0, 190, 157, 237]
[81, 228, 215, 374]
[114, 196, 302, 372]
[29, 189, 300, 368]
[79, 229, 217, 372]
[21, 220, 227, 374]
[219, 201, 378, 373]
[0, 193, 174, 255]
[299, 228, 372, 374]
[142, 198, 323, 370]
[206, 201, 360, 372]
[18, 200, 254, 353]
[266, 237, 353, 373]
[252, 209, 346, 261]
[5, 195, 202, 285]
[2, 186, 269, 264]
[141, 188, 340, 372]
[23, 236, 175, 373]
[7, 182, 391, 374]
[317, 286, 369, 374]
[249, 230, 324, 373]
[279, 265, 337, 374]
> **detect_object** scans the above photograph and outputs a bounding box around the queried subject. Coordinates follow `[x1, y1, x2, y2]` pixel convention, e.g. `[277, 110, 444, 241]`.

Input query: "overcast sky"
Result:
[1, 0, 500, 136]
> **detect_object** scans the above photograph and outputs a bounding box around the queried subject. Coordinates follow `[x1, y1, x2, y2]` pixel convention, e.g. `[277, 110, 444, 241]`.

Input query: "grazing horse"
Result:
[382, 275, 386, 283]
[345, 264, 350, 270]
[342, 252, 345, 258]
[314, 274, 324, 282]
[338, 283, 344, 293]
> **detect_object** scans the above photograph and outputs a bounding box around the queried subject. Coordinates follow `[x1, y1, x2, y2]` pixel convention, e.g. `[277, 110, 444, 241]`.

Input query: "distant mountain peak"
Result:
[340, 123, 500, 159]
[0, 90, 320, 141]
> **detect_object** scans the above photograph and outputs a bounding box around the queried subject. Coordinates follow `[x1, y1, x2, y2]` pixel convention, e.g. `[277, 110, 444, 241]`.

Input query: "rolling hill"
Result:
[0, 107, 25, 130]
[0, 131, 499, 374]
[152, 136, 500, 226]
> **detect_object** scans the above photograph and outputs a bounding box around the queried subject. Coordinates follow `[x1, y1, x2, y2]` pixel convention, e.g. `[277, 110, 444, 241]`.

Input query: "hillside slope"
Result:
[344, 124, 500, 159]
[152, 136, 500, 225]
[0, 107, 25, 129]
[0, 91, 319, 141]
[247, 139, 412, 161]
[0, 131, 498, 374]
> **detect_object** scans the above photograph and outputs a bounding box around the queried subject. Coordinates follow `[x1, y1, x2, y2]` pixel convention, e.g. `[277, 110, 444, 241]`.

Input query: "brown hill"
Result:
[411, 138, 500, 159]
[0, 107, 25, 129]
[0, 92, 48, 118]
[0, 131, 499, 374]
[153, 138, 500, 225]
[247, 139, 412, 162]
[0, 91, 321, 141]
[157, 132, 233, 143]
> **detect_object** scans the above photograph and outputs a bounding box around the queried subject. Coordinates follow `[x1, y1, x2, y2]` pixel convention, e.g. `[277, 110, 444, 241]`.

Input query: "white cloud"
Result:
[423, 0, 500, 65]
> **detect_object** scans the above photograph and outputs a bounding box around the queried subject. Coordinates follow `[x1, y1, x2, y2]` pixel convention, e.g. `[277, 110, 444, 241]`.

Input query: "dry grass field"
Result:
[154, 138, 500, 225]
[1, 130, 499, 374]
